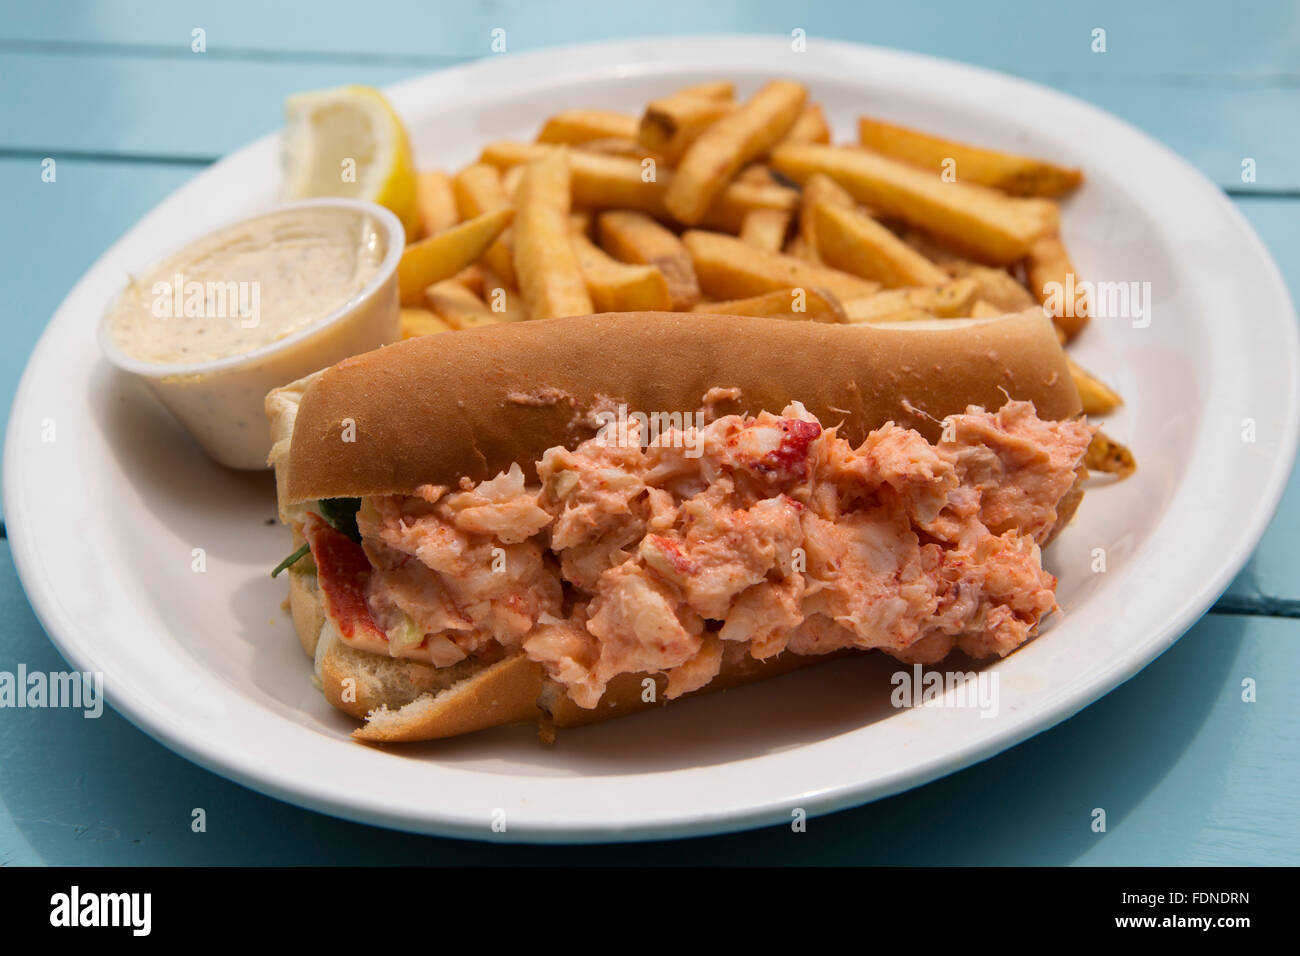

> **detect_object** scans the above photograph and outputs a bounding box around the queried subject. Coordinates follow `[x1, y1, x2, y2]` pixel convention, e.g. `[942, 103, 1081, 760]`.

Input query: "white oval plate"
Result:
[6, 37, 1298, 843]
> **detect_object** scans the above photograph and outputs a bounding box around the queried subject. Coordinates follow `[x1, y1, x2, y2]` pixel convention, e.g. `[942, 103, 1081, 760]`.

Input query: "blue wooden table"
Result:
[2, 0, 1297, 864]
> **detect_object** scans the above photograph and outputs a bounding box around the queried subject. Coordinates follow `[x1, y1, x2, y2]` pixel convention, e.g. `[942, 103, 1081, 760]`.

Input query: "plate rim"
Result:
[5, 35, 1298, 843]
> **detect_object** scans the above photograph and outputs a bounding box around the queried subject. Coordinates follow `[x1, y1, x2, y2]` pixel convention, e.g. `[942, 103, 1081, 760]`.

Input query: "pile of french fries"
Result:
[395, 78, 1130, 471]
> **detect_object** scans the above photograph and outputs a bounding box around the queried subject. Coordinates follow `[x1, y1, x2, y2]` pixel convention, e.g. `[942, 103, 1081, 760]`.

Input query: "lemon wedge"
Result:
[282, 85, 419, 240]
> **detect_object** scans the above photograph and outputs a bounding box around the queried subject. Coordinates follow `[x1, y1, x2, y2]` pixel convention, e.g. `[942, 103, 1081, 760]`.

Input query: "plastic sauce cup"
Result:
[98, 198, 404, 470]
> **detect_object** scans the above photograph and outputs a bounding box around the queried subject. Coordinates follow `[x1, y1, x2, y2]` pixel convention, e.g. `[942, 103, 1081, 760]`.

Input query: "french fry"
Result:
[1085, 430, 1136, 479]
[784, 234, 809, 259]
[501, 163, 525, 201]
[597, 210, 700, 309]
[639, 92, 736, 164]
[898, 228, 974, 267]
[478, 267, 530, 322]
[513, 149, 594, 320]
[857, 115, 1083, 198]
[1068, 358, 1123, 415]
[451, 264, 486, 296]
[739, 208, 791, 252]
[947, 262, 1038, 312]
[451, 163, 510, 219]
[1024, 198, 1061, 234]
[478, 143, 799, 231]
[452, 163, 517, 287]
[537, 109, 639, 144]
[797, 173, 856, 263]
[574, 136, 664, 163]
[400, 306, 453, 339]
[478, 140, 557, 167]
[781, 104, 831, 146]
[691, 287, 846, 323]
[558, 150, 677, 215]
[967, 299, 1005, 318]
[415, 170, 459, 238]
[423, 281, 500, 330]
[812, 201, 948, 288]
[699, 180, 801, 233]
[902, 230, 1040, 312]
[571, 228, 673, 312]
[666, 80, 808, 223]
[674, 81, 735, 101]
[569, 210, 593, 236]
[736, 163, 780, 186]
[1027, 233, 1088, 340]
[790, 174, 852, 264]
[397, 207, 515, 305]
[682, 229, 879, 301]
[843, 278, 980, 322]
[771, 142, 1053, 264]
[801, 171, 856, 208]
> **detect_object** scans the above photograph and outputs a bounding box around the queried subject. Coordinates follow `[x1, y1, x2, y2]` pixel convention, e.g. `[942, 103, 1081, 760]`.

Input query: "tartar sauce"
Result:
[99, 199, 403, 470]
[109, 206, 386, 365]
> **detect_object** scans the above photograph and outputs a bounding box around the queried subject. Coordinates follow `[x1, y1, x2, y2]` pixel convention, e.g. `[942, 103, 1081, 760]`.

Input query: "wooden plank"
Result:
[1, 0, 1297, 74]
[1034, 76, 1300, 196]
[0, 52, 419, 162]
[0, 572, 1293, 864]
[0, 158, 197, 467]
[1219, 197, 1300, 607]
[2, 50, 1298, 191]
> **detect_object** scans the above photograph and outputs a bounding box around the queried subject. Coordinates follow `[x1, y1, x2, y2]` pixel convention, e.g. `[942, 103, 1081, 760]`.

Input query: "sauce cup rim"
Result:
[96, 197, 405, 379]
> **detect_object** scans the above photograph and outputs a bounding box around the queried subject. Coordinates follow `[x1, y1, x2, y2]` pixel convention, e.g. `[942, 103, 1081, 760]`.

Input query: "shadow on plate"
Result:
[347, 651, 973, 777]
[93, 362, 279, 565]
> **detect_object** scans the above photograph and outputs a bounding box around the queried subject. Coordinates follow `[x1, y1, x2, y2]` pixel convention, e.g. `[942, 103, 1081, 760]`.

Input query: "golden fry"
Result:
[796, 173, 855, 263]
[597, 210, 700, 309]
[812, 201, 948, 288]
[843, 278, 980, 322]
[739, 208, 792, 252]
[415, 170, 459, 239]
[639, 93, 736, 165]
[900, 231, 1039, 312]
[858, 115, 1083, 197]
[423, 281, 500, 330]
[674, 81, 735, 101]
[682, 229, 879, 301]
[478, 143, 798, 231]
[574, 136, 664, 164]
[451, 264, 486, 296]
[1027, 233, 1088, 341]
[967, 299, 1005, 318]
[399, 306, 453, 339]
[501, 163, 525, 201]
[397, 206, 514, 305]
[1085, 430, 1136, 479]
[665, 80, 807, 223]
[783, 234, 811, 260]
[513, 149, 594, 320]
[451, 163, 510, 218]
[691, 287, 846, 323]
[736, 163, 780, 187]
[537, 109, 639, 144]
[1069, 358, 1123, 416]
[772, 142, 1053, 264]
[478, 267, 530, 322]
[702, 180, 801, 233]
[571, 228, 672, 312]
[781, 104, 831, 146]
[452, 163, 517, 287]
